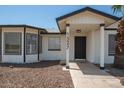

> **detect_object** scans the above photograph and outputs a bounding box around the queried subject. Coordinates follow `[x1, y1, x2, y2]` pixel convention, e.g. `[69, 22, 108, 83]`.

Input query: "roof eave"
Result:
[56, 7, 120, 21]
[0, 24, 47, 33]
[56, 7, 121, 32]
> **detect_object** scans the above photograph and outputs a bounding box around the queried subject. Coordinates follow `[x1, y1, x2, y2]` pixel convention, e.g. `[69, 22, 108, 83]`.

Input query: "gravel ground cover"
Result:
[0, 61, 74, 88]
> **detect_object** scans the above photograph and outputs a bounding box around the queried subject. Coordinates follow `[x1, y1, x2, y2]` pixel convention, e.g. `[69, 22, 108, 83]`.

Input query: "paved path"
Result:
[69, 62, 124, 88]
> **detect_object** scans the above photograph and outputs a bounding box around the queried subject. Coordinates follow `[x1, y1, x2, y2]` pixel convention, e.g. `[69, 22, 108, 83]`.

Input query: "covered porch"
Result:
[65, 23, 105, 69]
[56, 7, 119, 69]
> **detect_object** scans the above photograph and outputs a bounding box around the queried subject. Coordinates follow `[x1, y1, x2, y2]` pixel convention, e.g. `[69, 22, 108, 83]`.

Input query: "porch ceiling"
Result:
[70, 24, 100, 32]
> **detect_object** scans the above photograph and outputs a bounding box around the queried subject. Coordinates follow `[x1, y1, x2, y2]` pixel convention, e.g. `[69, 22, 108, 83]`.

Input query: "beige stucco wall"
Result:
[40, 34, 66, 60]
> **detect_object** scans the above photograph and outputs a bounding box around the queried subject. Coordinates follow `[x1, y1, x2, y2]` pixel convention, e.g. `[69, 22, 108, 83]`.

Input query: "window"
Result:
[39, 36, 42, 53]
[4, 32, 22, 55]
[48, 37, 61, 51]
[108, 34, 116, 56]
[26, 33, 38, 54]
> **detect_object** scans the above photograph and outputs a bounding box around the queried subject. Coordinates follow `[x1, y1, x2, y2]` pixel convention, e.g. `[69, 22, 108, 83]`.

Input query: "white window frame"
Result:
[108, 34, 116, 56]
[39, 36, 42, 53]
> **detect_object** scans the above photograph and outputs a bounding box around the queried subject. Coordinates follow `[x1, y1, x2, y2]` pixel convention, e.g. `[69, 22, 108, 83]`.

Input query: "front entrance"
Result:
[75, 37, 86, 59]
[0, 30, 1, 62]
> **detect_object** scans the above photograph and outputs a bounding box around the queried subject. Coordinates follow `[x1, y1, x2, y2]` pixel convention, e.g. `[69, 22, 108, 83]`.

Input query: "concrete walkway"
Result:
[69, 62, 124, 88]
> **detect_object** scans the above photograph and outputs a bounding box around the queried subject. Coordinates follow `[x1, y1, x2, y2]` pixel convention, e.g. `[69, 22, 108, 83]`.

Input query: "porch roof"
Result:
[56, 7, 121, 32]
[56, 7, 120, 21]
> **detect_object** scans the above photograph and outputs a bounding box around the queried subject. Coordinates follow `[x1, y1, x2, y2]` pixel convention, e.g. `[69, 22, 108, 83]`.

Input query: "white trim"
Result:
[100, 25, 105, 68]
[75, 59, 84, 60]
[66, 25, 70, 68]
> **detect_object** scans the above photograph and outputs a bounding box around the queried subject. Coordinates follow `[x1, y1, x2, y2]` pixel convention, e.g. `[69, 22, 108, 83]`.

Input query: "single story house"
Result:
[0, 7, 121, 69]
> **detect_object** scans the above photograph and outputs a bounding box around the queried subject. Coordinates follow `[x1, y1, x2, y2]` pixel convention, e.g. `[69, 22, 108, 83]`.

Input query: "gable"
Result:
[66, 11, 105, 24]
[56, 7, 120, 32]
[57, 7, 120, 21]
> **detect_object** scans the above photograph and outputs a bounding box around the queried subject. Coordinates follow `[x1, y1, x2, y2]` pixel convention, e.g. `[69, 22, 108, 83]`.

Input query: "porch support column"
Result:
[100, 24, 105, 70]
[66, 24, 70, 69]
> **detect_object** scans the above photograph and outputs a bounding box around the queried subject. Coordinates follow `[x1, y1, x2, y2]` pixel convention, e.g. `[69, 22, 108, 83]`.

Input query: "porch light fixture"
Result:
[76, 29, 81, 33]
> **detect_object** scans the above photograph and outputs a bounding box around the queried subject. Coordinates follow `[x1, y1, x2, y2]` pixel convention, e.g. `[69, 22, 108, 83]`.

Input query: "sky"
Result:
[0, 5, 122, 30]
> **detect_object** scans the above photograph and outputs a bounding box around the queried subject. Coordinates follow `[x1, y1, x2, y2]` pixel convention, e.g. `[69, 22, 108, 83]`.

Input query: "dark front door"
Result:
[75, 37, 86, 59]
[0, 30, 1, 62]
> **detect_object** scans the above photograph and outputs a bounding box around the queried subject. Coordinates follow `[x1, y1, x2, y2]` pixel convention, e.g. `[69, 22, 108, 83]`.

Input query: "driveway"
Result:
[69, 62, 124, 88]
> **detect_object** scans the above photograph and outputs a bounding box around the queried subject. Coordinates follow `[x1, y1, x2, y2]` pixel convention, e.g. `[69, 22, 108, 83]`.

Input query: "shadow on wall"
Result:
[0, 60, 60, 68]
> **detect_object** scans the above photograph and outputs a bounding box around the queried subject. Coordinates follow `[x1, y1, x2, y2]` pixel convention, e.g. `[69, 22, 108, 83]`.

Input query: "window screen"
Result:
[4, 32, 22, 55]
[48, 37, 61, 51]
[108, 34, 116, 56]
[26, 33, 38, 54]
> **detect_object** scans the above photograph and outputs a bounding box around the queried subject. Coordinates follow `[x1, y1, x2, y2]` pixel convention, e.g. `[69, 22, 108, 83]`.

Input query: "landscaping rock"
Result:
[0, 62, 74, 88]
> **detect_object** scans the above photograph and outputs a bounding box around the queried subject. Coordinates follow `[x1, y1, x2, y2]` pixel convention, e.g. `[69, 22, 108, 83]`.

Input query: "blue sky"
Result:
[0, 5, 122, 29]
